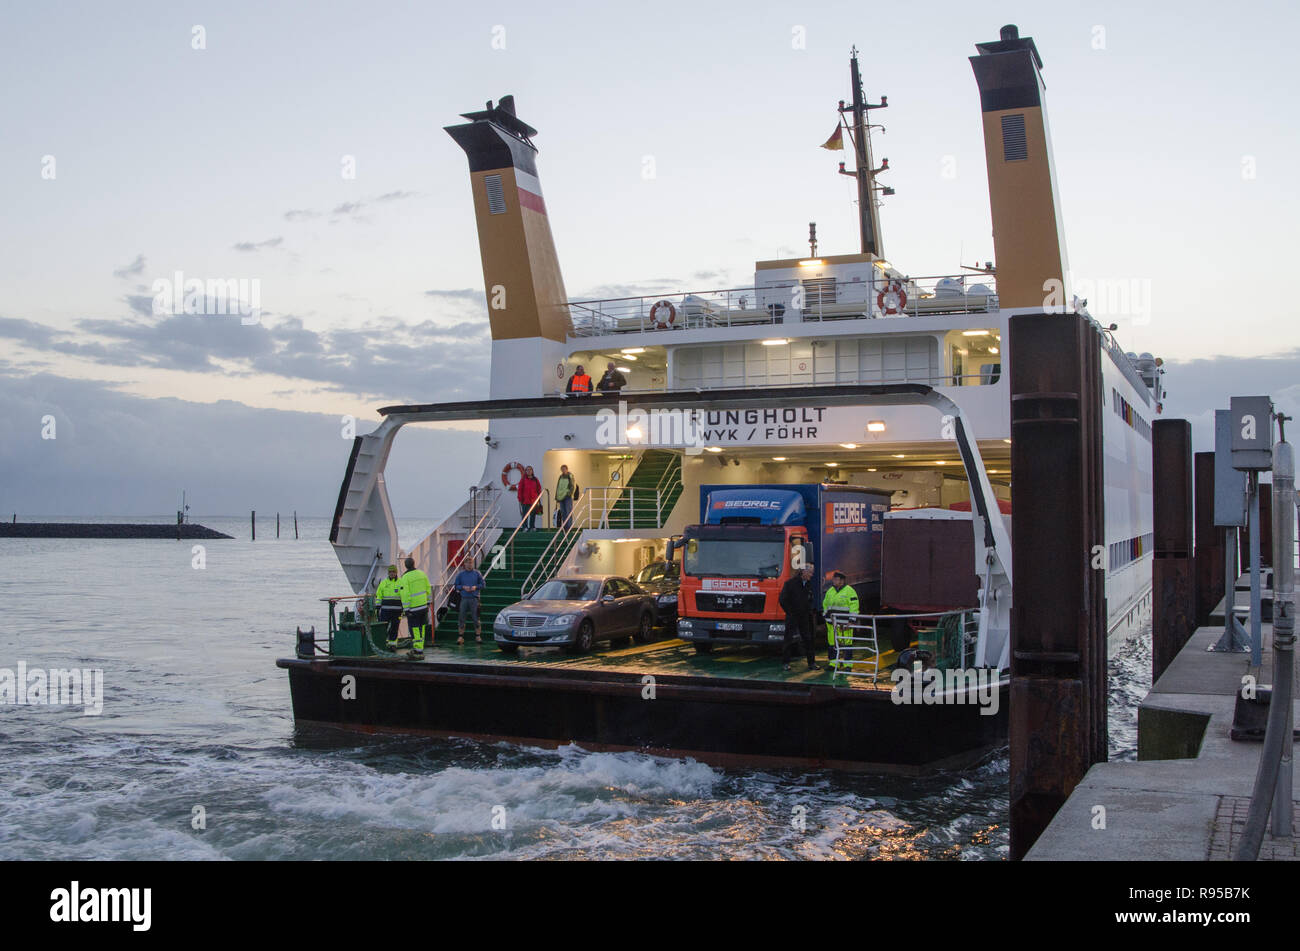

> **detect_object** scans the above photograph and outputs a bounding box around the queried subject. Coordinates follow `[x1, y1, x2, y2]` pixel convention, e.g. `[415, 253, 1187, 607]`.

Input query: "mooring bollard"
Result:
[1193, 451, 1225, 628]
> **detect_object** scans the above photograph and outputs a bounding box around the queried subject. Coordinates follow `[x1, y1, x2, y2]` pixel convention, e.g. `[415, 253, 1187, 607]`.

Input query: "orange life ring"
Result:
[650, 300, 677, 329]
[877, 281, 908, 315]
[501, 461, 524, 490]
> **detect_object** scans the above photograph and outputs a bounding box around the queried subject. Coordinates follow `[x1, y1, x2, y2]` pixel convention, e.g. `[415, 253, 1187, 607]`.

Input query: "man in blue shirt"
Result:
[454, 557, 486, 645]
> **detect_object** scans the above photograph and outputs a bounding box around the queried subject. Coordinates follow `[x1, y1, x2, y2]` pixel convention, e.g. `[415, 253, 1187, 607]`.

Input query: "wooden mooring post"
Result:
[294, 511, 299, 540]
[1008, 312, 1108, 860]
[1153, 419, 1196, 683]
[251, 510, 256, 541]
[1193, 451, 1225, 628]
[277, 512, 281, 538]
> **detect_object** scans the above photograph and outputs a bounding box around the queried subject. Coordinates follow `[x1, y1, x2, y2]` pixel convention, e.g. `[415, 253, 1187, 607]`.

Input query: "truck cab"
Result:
[671, 484, 888, 653]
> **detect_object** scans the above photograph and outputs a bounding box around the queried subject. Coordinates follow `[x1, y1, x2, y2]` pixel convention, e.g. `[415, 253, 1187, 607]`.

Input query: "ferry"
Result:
[279, 23, 1162, 771]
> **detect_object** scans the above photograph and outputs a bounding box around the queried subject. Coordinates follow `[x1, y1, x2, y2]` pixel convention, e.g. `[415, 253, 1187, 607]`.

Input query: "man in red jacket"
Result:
[516, 465, 543, 531]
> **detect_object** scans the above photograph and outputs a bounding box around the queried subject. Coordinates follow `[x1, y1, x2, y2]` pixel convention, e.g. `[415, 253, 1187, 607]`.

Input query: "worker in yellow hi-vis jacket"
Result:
[822, 571, 859, 671]
[399, 556, 432, 661]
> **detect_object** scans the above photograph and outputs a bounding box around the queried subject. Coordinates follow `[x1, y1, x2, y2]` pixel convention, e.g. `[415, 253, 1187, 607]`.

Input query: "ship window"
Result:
[485, 174, 507, 214]
[1001, 114, 1028, 162]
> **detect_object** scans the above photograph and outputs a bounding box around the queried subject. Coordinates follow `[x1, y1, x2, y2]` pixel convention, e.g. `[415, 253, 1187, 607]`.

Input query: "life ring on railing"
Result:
[501, 461, 524, 491]
[650, 300, 677, 329]
[876, 281, 907, 315]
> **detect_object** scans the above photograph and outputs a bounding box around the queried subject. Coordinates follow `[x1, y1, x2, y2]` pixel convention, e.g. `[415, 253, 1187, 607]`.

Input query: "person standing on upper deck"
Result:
[597, 362, 627, 393]
[566, 365, 592, 395]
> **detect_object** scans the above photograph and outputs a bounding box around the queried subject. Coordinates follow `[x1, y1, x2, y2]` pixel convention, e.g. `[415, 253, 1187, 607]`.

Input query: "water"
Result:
[0, 516, 1151, 860]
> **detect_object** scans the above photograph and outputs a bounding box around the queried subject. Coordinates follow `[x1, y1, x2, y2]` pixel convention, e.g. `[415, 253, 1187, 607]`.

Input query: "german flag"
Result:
[820, 124, 844, 150]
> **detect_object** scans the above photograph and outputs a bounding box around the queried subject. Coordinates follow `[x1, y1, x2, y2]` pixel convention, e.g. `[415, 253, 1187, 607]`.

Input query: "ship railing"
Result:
[829, 609, 980, 681]
[521, 493, 597, 597]
[544, 369, 1002, 399]
[431, 489, 503, 617]
[567, 274, 998, 337]
[582, 486, 669, 529]
[651, 453, 684, 525]
[482, 489, 550, 581]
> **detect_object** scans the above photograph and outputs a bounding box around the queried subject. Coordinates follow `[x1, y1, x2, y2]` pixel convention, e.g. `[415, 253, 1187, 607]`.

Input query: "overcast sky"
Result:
[1, 0, 1297, 516]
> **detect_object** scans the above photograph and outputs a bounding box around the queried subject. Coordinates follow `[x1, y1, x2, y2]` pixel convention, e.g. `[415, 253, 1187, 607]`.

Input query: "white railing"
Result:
[830, 609, 980, 681]
[482, 490, 549, 582]
[568, 274, 998, 337]
[430, 489, 503, 616]
[521, 494, 594, 597]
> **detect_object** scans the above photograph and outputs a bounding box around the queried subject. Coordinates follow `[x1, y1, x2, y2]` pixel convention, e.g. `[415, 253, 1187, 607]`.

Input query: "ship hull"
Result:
[278, 654, 1007, 773]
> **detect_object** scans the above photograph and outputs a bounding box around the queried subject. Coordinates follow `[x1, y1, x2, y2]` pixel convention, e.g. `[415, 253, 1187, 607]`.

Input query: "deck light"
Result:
[840, 443, 858, 449]
[961, 330, 987, 337]
[826, 462, 839, 467]
[988, 347, 999, 355]
[867, 468, 877, 472]
[616, 366, 632, 372]
[621, 348, 646, 354]
[621, 353, 638, 361]
[936, 460, 947, 465]
[1002, 438, 1011, 444]
[892, 453, 905, 458]
[761, 338, 789, 346]
[866, 420, 886, 432]
[798, 259, 824, 267]
[706, 446, 723, 453]
[772, 456, 787, 461]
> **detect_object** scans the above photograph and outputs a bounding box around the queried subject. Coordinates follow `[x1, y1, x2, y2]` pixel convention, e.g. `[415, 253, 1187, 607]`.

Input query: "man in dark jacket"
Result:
[597, 361, 627, 393]
[778, 564, 821, 672]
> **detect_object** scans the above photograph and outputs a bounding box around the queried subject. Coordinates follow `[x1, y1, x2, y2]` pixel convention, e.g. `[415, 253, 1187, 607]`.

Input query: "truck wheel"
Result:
[633, 612, 654, 644]
[693, 641, 714, 655]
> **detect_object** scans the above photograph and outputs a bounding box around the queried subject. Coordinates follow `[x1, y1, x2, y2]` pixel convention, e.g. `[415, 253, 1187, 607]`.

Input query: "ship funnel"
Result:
[969, 25, 1069, 309]
[445, 97, 572, 345]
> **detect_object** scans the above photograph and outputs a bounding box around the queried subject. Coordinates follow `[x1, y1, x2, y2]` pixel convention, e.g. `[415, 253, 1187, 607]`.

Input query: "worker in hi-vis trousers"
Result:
[399, 555, 432, 661]
[375, 564, 407, 649]
[822, 571, 859, 671]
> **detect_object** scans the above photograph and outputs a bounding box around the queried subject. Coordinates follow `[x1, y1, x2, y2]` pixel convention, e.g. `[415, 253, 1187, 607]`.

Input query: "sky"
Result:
[1, 0, 1298, 516]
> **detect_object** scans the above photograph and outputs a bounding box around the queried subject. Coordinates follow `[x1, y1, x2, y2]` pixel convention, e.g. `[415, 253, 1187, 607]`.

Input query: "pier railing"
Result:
[568, 274, 998, 338]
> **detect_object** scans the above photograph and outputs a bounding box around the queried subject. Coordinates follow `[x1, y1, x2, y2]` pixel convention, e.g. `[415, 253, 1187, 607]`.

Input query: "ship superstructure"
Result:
[329, 24, 1160, 665]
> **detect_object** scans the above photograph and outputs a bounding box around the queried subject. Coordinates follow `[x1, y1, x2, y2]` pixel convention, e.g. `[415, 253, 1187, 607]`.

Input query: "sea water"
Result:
[0, 516, 1150, 860]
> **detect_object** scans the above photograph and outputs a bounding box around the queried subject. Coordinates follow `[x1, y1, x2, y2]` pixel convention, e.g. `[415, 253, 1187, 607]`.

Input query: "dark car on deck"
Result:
[494, 574, 658, 654]
[632, 561, 681, 634]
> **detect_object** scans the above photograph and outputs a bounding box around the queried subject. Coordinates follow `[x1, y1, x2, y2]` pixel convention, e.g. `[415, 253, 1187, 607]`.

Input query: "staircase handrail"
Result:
[483, 489, 550, 582]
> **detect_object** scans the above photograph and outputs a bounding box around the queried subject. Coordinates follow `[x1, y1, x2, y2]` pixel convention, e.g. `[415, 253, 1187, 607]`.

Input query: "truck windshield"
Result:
[685, 539, 784, 579]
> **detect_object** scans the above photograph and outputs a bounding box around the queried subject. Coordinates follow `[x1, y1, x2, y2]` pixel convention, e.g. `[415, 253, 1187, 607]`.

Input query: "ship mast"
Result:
[838, 48, 890, 258]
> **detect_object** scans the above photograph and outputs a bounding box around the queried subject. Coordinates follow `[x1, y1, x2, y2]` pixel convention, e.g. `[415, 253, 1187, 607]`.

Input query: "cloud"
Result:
[424, 288, 484, 301]
[0, 310, 491, 405]
[113, 254, 147, 280]
[0, 369, 486, 517]
[284, 191, 421, 225]
[232, 237, 284, 252]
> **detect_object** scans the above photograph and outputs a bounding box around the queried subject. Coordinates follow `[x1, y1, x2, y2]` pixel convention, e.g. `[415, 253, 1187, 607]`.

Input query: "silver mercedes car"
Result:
[494, 574, 658, 654]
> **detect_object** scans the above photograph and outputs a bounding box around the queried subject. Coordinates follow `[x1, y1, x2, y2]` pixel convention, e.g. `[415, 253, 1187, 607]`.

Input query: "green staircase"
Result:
[434, 529, 571, 638]
[603, 450, 684, 530]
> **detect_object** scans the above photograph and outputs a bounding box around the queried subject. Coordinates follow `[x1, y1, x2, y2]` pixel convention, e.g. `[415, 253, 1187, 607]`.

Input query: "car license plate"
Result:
[718, 622, 743, 632]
